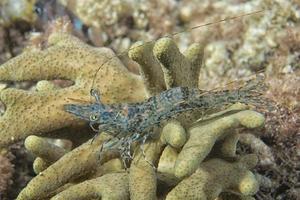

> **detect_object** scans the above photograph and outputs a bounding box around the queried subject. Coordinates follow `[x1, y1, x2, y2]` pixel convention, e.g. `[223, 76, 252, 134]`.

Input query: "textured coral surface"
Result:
[0, 30, 265, 199]
[0, 32, 147, 147]
[0, 0, 299, 199]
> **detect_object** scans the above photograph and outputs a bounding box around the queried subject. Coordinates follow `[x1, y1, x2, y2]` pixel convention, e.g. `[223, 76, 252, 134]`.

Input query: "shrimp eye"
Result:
[90, 114, 99, 121]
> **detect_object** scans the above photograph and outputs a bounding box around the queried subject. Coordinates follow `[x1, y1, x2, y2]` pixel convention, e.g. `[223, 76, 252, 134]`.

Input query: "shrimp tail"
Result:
[237, 74, 270, 107]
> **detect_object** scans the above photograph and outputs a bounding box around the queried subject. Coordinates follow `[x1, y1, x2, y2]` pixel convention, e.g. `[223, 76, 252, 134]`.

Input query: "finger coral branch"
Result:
[239, 133, 275, 167]
[25, 135, 69, 173]
[174, 110, 265, 179]
[129, 139, 164, 200]
[153, 37, 203, 88]
[0, 32, 147, 147]
[160, 120, 187, 149]
[17, 133, 118, 200]
[157, 145, 180, 186]
[89, 158, 124, 179]
[216, 132, 240, 158]
[166, 155, 259, 200]
[51, 173, 129, 200]
[128, 41, 166, 95]
[32, 157, 50, 174]
[25, 135, 67, 163]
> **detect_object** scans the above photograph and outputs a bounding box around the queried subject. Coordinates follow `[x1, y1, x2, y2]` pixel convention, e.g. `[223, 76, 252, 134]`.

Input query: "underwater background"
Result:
[0, 0, 299, 199]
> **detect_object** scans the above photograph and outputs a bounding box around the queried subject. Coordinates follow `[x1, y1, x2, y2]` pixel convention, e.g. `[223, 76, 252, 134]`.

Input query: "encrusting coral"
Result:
[0, 21, 266, 199]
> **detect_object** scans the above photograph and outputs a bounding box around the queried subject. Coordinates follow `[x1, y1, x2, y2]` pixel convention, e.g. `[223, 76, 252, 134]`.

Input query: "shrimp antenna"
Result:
[89, 9, 265, 100]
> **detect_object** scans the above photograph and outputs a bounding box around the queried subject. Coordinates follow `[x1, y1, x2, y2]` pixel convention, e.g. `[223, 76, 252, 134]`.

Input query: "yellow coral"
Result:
[166, 155, 259, 200]
[17, 133, 118, 200]
[0, 29, 265, 199]
[0, 32, 147, 148]
[128, 41, 167, 95]
[129, 38, 204, 92]
[25, 135, 67, 162]
[51, 172, 129, 200]
[157, 146, 180, 185]
[174, 110, 265, 179]
[129, 139, 164, 200]
[24, 135, 68, 173]
[17, 110, 264, 200]
[160, 120, 187, 149]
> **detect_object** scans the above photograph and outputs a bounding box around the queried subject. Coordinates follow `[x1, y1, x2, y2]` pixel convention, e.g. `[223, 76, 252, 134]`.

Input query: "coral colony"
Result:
[1, 30, 265, 199]
[0, 0, 299, 199]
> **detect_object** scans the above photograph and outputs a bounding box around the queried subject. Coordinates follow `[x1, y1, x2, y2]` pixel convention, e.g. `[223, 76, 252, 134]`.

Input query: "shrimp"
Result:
[64, 74, 267, 163]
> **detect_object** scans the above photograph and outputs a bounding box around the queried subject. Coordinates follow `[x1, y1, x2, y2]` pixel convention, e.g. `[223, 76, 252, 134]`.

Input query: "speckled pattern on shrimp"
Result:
[64, 76, 266, 161]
